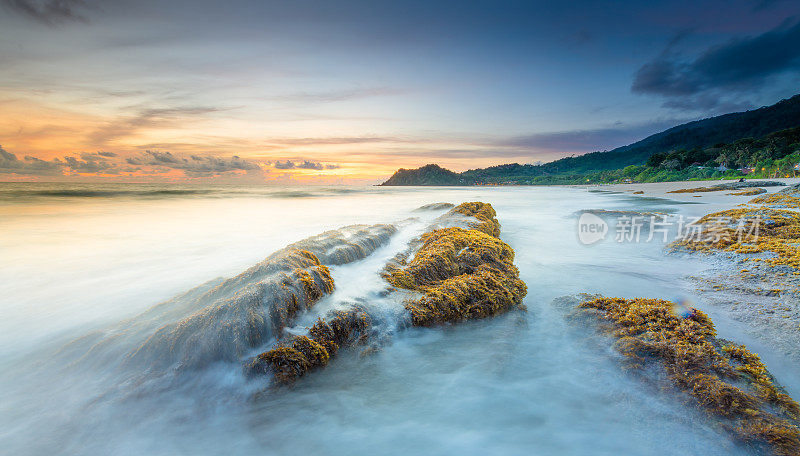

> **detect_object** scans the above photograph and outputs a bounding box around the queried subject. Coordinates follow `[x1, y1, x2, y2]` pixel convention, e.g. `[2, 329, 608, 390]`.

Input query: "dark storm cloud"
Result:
[2, 0, 92, 25]
[632, 19, 800, 110]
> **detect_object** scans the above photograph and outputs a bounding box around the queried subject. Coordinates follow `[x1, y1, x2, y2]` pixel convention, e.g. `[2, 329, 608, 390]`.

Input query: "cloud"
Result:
[64, 154, 117, 173]
[126, 150, 263, 176]
[0, 149, 123, 175]
[97, 151, 117, 157]
[273, 160, 295, 169]
[268, 136, 411, 146]
[632, 19, 800, 110]
[268, 87, 402, 104]
[497, 119, 683, 154]
[0, 146, 267, 178]
[87, 106, 220, 146]
[296, 160, 324, 170]
[272, 159, 340, 170]
[2, 0, 91, 25]
[0, 147, 64, 174]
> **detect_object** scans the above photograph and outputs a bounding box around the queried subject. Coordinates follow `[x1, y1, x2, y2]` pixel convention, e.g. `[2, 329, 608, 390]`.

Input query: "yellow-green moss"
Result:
[668, 186, 726, 193]
[750, 192, 800, 209]
[671, 207, 800, 270]
[269, 250, 335, 331]
[728, 188, 767, 196]
[577, 296, 800, 456]
[249, 202, 525, 383]
[450, 201, 501, 237]
[247, 307, 372, 384]
[386, 202, 527, 326]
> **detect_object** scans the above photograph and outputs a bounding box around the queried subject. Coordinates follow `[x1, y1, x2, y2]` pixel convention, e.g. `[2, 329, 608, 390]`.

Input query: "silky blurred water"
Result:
[0, 182, 793, 455]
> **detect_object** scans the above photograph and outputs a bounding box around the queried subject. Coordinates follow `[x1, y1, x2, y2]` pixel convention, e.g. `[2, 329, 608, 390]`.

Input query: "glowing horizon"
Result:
[2, 0, 799, 183]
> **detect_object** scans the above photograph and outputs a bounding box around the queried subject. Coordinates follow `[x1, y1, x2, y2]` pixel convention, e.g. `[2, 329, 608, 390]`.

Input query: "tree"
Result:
[646, 153, 666, 167]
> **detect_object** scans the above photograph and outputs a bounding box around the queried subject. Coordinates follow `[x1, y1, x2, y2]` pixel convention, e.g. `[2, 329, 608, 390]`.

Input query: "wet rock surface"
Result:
[563, 294, 800, 456]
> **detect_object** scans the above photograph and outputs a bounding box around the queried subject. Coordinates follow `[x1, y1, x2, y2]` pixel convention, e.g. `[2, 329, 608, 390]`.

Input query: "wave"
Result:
[0, 189, 217, 198]
[57, 223, 397, 377]
[0, 184, 381, 201]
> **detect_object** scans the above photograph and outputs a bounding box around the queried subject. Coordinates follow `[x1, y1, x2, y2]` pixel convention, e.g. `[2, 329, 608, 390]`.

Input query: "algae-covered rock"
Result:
[290, 224, 397, 265]
[117, 223, 395, 373]
[749, 184, 800, 209]
[669, 181, 785, 194]
[126, 249, 334, 371]
[386, 202, 526, 326]
[570, 295, 800, 456]
[728, 188, 767, 196]
[717, 181, 785, 190]
[671, 207, 800, 270]
[449, 201, 501, 237]
[246, 306, 373, 384]
[247, 202, 527, 385]
[414, 202, 455, 211]
[669, 186, 727, 193]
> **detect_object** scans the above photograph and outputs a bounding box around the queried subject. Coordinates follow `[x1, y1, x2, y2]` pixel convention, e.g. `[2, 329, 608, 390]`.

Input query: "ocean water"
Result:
[0, 182, 793, 455]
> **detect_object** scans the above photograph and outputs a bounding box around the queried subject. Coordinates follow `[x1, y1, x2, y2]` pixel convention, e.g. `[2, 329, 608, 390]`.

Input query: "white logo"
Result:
[577, 213, 608, 245]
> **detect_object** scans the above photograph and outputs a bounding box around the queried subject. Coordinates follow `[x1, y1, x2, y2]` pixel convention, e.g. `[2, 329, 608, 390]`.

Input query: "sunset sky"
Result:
[1, 0, 799, 183]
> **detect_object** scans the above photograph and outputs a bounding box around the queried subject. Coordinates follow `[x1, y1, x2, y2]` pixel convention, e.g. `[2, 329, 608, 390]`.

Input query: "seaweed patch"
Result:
[246, 306, 372, 384]
[671, 207, 800, 270]
[728, 188, 767, 196]
[386, 202, 527, 326]
[249, 202, 528, 385]
[573, 296, 800, 456]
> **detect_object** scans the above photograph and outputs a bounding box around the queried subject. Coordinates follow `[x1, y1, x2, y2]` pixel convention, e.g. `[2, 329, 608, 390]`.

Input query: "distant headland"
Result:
[381, 94, 800, 186]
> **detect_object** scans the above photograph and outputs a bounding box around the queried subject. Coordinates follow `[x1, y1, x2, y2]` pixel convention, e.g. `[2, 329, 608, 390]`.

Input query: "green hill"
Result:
[381, 164, 466, 186]
[381, 94, 800, 185]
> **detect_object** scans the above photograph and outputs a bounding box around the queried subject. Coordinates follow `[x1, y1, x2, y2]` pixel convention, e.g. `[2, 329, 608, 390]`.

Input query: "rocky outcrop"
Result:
[750, 183, 800, 209]
[414, 202, 455, 211]
[565, 295, 800, 456]
[668, 181, 785, 193]
[74, 224, 398, 374]
[246, 306, 372, 383]
[251, 202, 527, 384]
[385, 202, 526, 326]
[728, 188, 767, 196]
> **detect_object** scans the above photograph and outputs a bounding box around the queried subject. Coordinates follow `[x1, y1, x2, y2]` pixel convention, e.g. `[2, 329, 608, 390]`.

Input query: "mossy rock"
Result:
[387, 202, 527, 326]
[247, 307, 373, 384]
[574, 296, 800, 456]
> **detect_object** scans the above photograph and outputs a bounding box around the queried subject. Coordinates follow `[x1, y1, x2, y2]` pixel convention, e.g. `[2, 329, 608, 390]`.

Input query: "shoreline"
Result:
[594, 178, 800, 393]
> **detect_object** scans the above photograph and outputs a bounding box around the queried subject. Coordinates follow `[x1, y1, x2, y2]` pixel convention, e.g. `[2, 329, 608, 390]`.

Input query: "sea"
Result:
[0, 182, 794, 455]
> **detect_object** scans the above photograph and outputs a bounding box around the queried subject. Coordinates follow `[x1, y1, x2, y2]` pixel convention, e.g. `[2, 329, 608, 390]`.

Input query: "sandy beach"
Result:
[584, 179, 800, 376]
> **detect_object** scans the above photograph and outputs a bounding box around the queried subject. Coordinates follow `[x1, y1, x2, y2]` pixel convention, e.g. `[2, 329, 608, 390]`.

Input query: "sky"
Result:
[1, 0, 799, 183]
